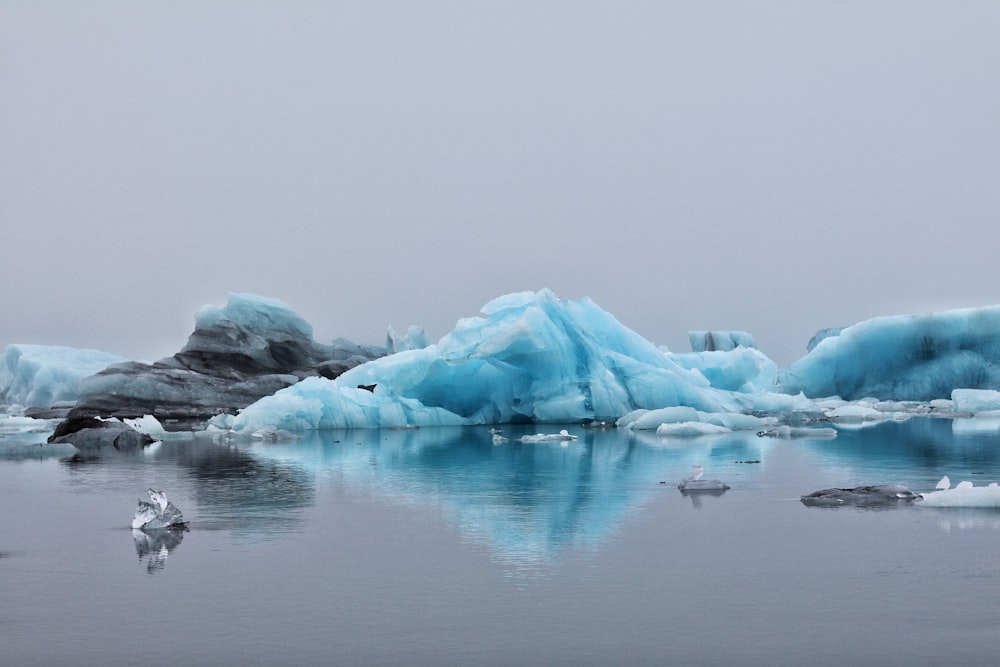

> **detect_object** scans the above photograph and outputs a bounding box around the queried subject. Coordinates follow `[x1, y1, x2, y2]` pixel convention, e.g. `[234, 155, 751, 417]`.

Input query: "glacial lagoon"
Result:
[3, 418, 1000, 666]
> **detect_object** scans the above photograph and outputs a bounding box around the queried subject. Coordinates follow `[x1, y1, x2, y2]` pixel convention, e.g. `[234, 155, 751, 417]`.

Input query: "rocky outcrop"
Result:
[49, 294, 388, 445]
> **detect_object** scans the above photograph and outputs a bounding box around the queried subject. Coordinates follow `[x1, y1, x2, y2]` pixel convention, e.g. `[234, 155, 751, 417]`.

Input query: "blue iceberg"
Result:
[777, 305, 1000, 401]
[228, 290, 816, 432]
[0, 344, 126, 410]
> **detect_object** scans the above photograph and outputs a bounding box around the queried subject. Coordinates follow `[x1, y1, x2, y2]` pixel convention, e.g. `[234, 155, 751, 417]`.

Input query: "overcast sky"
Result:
[2, 2, 998, 365]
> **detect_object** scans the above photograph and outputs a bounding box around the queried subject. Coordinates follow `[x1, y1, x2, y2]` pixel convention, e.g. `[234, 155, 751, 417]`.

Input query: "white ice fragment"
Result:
[519, 429, 578, 443]
[656, 422, 731, 437]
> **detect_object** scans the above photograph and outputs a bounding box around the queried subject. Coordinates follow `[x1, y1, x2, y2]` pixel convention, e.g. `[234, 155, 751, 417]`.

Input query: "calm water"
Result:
[3, 419, 1000, 666]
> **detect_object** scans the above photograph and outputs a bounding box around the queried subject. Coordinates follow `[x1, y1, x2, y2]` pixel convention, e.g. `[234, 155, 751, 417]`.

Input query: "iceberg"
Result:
[777, 305, 1000, 401]
[230, 290, 816, 432]
[50, 293, 391, 445]
[0, 344, 126, 410]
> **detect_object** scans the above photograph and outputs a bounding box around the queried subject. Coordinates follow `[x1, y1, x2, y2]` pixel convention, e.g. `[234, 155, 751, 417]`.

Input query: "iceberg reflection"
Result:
[242, 426, 771, 566]
[132, 527, 185, 574]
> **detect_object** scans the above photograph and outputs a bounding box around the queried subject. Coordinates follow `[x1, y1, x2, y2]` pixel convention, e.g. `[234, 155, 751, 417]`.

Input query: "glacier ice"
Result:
[229, 290, 816, 432]
[12, 289, 1000, 439]
[951, 388, 1000, 414]
[50, 293, 391, 445]
[0, 344, 126, 409]
[777, 305, 1000, 401]
[687, 330, 756, 353]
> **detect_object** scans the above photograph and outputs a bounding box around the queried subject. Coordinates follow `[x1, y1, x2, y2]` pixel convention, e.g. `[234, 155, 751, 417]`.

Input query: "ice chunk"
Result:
[800, 485, 919, 507]
[757, 425, 838, 439]
[677, 465, 729, 491]
[617, 407, 701, 430]
[671, 347, 777, 393]
[657, 422, 731, 437]
[920, 477, 1000, 508]
[688, 330, 756, 352]
[122, 415, 167, 438]
[0, 344, 126, 409]
[951, 388, 1000, 414]
[518, 429, 578, 443]
[131, 488, 187, 530]
[778, 305, 1000, 401]
[385, 324, 430, 353]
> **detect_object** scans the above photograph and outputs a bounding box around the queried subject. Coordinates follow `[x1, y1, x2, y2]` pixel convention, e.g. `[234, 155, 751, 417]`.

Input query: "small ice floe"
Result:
[800, 484, 919, 507]
[131, 488, 187, 531]
[122, 415, 168, 439]
[656, 422, 730, 437]
[756, 425, 838, 439]
[249, 428, 302, 442]
[519, 429, 578, 443]
[490, 427, 509, 445]
[919, 476, 1000, 508]
[677, 465, 730, 493]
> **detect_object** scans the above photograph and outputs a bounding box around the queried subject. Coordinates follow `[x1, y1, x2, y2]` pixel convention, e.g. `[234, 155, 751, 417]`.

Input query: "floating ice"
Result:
[951, 388, 1000, 415]
[131, 488, 187, 530]
[231, 290, 783, 431]
[50, 293, 390, 446]
[919, 476, 1000, 508]
[756, 425, 838, 439]
[0, 344, 126, 409]
[778, 305, 1000, 401]
[677, 465, 729, 492]
[800, 484, 919, 507]
[518, 429, 578, 443]
[657, 422, 731, 437]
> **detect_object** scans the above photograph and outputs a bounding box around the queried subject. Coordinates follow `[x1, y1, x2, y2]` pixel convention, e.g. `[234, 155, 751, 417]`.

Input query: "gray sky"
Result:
[2, 2, 998, 366]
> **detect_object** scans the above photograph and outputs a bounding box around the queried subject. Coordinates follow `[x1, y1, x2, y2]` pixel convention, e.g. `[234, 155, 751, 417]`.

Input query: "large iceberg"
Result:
[50, 293, 399, 445]
[229, 290, 812, 432]
[777, 305, 1000, 401]
[0, 344, 127, 410]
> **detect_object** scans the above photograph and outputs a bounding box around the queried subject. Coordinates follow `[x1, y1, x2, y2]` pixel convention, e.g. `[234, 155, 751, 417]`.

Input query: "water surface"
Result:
[2, 419, 999, 666]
